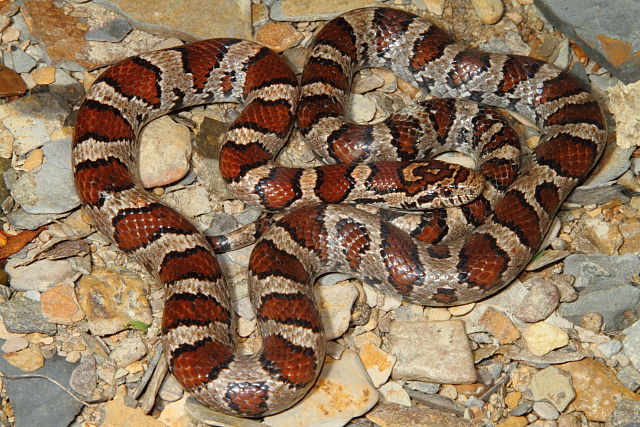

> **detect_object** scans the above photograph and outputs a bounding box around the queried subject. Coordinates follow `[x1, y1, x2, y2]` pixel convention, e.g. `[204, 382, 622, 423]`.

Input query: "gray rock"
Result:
[0, 92, 70, 156]
[535, 0, 640, 83]
[205, 212, 238, 236]
[405, 381, 440, 395]
[11, 138, 81, 214]
[511, 400, 533, 416]
[623, 320, 640, 373]
[235, 208, 262, 225]
[69, 355, 97, 397]
[7, 48, 37, 73]
[596, 340, 622, 359]
[0, 348, 83, 427]
[109, 334, 147, 368]
[560, 254, 640, 331]
[5, 209, 60, 229]
[583, 144, 635, 187]
[515, 277, 560, 322]
[5, 256, 80, 292]
[616, 365, 640, 392]
[533, 401, 560, 420]
[0, 297, 56, 335]
[85, 18, 132, 42]
[609, 399, 640, 427]
[567, 184, 637, 206]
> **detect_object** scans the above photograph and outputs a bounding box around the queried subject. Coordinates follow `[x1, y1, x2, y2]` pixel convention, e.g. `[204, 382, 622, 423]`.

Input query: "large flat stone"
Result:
[93, 0, 252, 41]
[388, 320, 476, 383]
[535, 0, 640, 83]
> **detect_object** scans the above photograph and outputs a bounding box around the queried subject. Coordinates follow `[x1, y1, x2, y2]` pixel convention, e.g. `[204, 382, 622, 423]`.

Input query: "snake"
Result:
[72, 7, 606, 417]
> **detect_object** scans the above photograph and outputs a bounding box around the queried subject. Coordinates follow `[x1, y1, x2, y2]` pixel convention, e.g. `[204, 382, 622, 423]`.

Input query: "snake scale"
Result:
[72, 7, 606, 417]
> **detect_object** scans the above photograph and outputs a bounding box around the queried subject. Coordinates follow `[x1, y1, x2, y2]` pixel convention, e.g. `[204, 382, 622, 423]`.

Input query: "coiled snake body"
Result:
[72, 7, 606, 417]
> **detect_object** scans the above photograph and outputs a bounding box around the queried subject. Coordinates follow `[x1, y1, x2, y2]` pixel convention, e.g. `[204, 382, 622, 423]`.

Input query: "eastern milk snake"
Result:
[72, 7, 606, 417]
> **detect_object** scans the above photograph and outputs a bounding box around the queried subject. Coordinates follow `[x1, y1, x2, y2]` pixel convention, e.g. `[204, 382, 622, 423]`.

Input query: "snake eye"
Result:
[442, 188, 452, 197]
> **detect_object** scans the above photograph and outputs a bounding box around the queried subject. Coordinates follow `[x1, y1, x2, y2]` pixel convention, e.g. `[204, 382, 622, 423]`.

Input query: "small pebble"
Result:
[470, 0, 504, 24]
[523, 322, 569, 356]
[448, 302, 475, 316]
[31, 66, 56, 85]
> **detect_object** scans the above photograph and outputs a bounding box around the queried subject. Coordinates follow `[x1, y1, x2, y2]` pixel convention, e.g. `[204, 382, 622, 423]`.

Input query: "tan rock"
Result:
[139, 115, 192, 188]
[92, 0, 252, 40]
[522, 322, 568, 356]
[20, 148, 43, 171]
[41, 283, 84, 325]
[358, 342, 396, 387]
[448, 302, 475, 316]
[158, 395, 190, 427]
[255, 22, 304, 52]
[76, 267, 152, 336]
[21, 0, 96, 68]
[31, 67, 56, 85]
[505, 391, 521, 409]
[470, 0, 504, 24]
[559, 358, 640, 422]
[3, 346, 44, 371]
[416, 0, 446, 15]
[479, 308, 520, 343]
[620, 219, 640, 254]
[497, 416, 528, 427]
[103, 394, 164, 427]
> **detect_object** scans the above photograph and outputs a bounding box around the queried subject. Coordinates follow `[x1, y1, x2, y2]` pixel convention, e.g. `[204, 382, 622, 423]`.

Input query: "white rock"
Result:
[315, 281, 359, 340]
[379, 381, 411, 406]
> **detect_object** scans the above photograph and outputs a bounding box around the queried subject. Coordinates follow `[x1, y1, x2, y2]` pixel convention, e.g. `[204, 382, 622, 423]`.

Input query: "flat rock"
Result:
[109, 334, 147, 367]
[622, 320, 640, 372]
[0, 349, 83, 427]
[366, 402, 479, 427]
[479, 308, 520, 344]
[5, 256, 79, 292]
[560, 253, 640, 331]
[388, 320, 476, 383]
[530, 366, 575, 412]
[270, 0, 379, 21]
[535, 0, 640, 83]
[85, 18, 132, 42]
[22, 0, 96, 69]
[93, 0, 252, 41]
[559, 358, 640, 422]
[610, 399, 640, 427]
[69, 355, 97, 397]
[0, 92, 70, 156]
[264, 350, 378, 427]
[0, 297, 56, 334]
[103, 394, 164, 427]
[40, 283, 84, 325]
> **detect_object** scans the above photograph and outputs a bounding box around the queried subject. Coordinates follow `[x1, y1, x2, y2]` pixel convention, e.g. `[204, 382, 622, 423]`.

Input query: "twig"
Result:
[0, 371, 105, 407]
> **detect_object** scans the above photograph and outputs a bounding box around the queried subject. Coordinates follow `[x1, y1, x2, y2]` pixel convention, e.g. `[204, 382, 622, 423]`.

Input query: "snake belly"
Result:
[72, 7, 606, 417]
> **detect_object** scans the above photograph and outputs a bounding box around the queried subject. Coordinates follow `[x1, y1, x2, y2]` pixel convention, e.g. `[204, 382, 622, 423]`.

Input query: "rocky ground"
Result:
[0, 0, 639, 426]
